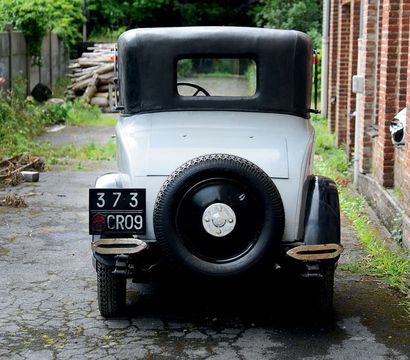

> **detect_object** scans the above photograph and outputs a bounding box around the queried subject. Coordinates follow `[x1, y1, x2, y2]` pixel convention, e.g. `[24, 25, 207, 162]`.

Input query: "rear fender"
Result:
[95, 172, 124, 189]
[303, 175, 340, 245]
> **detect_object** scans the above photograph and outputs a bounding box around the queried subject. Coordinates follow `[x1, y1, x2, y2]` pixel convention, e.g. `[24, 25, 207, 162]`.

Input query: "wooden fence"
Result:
[0, 28, 68, 94]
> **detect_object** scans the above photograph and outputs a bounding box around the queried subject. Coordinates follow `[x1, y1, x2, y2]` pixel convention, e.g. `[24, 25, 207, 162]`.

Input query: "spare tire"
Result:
[153, 154, 285, 277]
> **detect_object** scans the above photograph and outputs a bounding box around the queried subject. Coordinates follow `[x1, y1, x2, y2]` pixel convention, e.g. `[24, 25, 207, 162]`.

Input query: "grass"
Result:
[65, 101, 117, 127]
[67, 114, 117, 127]
[30, 141, 116, 164]
[312, 114, 410, 313]
[51, 76, 72, 99]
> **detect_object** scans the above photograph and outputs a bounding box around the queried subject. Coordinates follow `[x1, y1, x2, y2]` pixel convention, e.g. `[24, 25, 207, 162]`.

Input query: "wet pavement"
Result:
[0, 126, 409, 359]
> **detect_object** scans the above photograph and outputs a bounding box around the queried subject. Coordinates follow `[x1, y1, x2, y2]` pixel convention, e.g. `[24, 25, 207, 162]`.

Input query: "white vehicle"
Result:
[89, 27, 342, 318]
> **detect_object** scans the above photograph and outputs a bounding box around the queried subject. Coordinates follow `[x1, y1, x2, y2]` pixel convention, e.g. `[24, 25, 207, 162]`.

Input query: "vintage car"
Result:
[89, 27, 342, 318]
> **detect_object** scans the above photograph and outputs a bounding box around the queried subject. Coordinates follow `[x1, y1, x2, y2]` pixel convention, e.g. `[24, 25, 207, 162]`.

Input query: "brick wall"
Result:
[335, 3, 351, 146]
[327, 0, 410, 247]
[327, 0, 339, 132]
[346, 0, 361, 159]
[373, 0, 404, 189]
[393, 0, 410, 194]
[406, 47, 410, 215]
[403, 27, 410, 246]
[356, 0, 380, 173]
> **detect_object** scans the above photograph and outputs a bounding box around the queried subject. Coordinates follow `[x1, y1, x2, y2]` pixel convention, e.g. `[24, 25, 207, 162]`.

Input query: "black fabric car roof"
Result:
[117, 27, 313, 118]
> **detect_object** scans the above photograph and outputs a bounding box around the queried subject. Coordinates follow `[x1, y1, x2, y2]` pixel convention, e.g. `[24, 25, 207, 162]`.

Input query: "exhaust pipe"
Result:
[286, 244, 343, 261]
[92, 238, 147, 255]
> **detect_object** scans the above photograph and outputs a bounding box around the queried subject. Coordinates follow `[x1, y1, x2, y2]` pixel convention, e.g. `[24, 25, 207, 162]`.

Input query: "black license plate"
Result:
[89, 189, 146, 235]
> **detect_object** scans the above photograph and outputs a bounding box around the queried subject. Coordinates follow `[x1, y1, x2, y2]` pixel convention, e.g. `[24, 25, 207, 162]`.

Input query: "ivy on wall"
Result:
[0, 0, 85, 65]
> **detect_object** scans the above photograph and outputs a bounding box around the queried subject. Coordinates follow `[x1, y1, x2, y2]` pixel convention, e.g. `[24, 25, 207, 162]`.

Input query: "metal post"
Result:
[49, 31, 53, 88]
[82, 1, 87, 42]
[321, 0, 330, 116]
[26, 34, 31, 94]
[5, 24, 13, 90]
[353, 0, 365, 187]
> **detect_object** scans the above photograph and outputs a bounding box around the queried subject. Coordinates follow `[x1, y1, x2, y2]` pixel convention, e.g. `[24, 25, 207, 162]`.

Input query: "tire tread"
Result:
[96, 260, 126, 318]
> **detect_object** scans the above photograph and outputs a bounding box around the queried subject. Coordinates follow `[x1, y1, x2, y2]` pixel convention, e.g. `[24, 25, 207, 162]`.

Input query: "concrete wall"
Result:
[0, 30, 67, 93]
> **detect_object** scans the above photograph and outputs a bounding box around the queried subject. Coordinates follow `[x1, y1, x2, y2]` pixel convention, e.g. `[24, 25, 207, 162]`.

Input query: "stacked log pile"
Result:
[68, 43, 116, 111]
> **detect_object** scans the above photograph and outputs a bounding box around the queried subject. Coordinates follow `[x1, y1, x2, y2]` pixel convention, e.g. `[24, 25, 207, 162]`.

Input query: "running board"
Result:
[92, 238, 147, 255]
[286, 244, 343, 261]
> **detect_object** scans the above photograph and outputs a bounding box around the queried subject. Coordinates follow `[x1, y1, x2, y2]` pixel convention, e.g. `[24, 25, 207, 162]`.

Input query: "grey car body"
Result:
[90, 27, 342, 318]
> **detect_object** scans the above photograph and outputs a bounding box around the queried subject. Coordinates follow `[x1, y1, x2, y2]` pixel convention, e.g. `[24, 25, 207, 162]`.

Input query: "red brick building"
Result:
[323, 0, 410, 248]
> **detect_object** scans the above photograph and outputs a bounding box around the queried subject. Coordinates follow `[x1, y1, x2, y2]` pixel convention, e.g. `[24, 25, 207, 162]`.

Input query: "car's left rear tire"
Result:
[96, 260, 126, 318]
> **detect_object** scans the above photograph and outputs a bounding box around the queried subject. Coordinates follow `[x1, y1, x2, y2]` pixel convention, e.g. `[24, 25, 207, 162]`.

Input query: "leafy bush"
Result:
[0, 78, 48, 157]
[37, 102, 69, 125]
[256, 0, 322, 38]
[87, 0, 258, 35]
[89, 26, 127, 43]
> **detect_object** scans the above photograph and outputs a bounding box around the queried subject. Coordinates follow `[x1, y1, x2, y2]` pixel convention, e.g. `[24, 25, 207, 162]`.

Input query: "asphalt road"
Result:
[0, 126, 409, 360]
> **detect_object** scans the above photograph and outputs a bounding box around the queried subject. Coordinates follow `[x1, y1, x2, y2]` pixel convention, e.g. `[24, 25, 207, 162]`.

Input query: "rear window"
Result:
[177, 58, 257, 97]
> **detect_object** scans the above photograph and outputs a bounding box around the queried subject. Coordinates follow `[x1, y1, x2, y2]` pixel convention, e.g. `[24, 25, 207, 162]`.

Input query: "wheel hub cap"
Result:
[202, 203, 236, 237]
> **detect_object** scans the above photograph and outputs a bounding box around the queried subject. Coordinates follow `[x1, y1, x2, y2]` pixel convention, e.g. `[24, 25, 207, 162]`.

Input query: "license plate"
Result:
[89, 189, 146, 236]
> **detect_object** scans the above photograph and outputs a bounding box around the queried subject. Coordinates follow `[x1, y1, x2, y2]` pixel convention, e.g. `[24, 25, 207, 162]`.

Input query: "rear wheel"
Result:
[96, 260, 126, 318]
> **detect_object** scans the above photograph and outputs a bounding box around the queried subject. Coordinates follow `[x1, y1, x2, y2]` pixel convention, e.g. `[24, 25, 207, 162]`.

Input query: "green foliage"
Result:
[87, 0, 258, 35]
[48, 0, 85, 49]
[177, 59, 194, 78]
[174, 0, 259, 26]
[313, 115, 410, 313]
[312, 114, 349, 176]
[0, 0, 49, 65]
[245, 62, 257, 95]
[88, 0, 173, 29]
[64, 100, 101, 126]
[0, 0, 85, 65]
[257, 0, 322, 44]
[89, 26, 127, 43]
[391, 215, 403, 245]
[394, 186, 404, 201]
[29, 141, 116, 164]
[36, 102, 69, 125]
[0, 76, 113, 159]
[52, 76, 72, 98]
[0, 77, 47, 157]
[340, 191, 409, 305]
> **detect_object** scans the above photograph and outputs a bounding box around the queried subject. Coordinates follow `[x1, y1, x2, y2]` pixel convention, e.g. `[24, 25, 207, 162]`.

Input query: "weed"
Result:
[28, 141, 116, 163]
[394, 186, 404, 201]
[52, 76, 71, 99]
[391, 215, 403, 245]
[65, 100, 103, 126]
